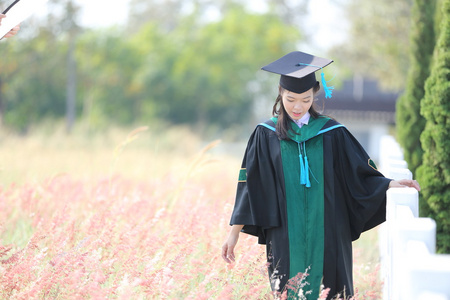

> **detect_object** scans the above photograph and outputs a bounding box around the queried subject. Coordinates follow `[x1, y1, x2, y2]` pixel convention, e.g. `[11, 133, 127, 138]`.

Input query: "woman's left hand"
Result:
[389, 179, 421, 191]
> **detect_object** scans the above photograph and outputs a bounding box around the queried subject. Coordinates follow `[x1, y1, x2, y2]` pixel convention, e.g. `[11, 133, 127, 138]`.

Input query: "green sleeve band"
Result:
[238, 168, 247, 182]
[368, 159, 378, 171]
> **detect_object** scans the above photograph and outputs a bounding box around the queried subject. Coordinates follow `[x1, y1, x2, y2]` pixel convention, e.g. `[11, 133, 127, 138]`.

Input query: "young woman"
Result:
[221, 51, 420, 300]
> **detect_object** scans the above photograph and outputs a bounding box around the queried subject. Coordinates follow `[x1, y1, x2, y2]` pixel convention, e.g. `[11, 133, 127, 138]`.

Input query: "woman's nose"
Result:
[294, 103, 302, 110]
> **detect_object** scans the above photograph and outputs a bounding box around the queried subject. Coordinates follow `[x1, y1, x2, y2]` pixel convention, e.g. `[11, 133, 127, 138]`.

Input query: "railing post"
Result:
[385, 188, 419, 300]
[379, 135, 450, 300]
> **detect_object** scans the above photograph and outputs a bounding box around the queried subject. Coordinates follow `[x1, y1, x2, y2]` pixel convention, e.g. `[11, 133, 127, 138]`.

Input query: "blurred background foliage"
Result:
[1, 0, 449, 254]
[0, 0, 417, 138]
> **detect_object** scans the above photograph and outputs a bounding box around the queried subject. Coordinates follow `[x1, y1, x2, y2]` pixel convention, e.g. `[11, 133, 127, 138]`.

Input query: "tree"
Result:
[63, 1, 81, 133]
[127, 0, 309, 32]
[0, 1, 304, 134]
[47, 0, 82, 133]
[130, 5, 301, 134]
[128, 0, 188, 32]
[1, 31, 67, 132]
[416, 0, 450, 253]
[0, 38, 17, 126]
[329, 0, 413, 91]
[0, 0, 83, 132]
[75, 28, 143, 129]
[396, 0, 437, 216]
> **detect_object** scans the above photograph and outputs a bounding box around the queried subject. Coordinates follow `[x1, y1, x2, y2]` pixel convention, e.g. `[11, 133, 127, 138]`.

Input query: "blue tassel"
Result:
[321, 71, 334, 99]
[304, 155, 311, 188]
[299, 154, 306, 185]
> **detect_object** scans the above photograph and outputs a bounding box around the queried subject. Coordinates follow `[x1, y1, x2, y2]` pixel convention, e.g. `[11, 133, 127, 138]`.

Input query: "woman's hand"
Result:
[4, 24, 21, 38]
[389, 179, 421, 191]
[222, 225, 244, 263]
[0, 14, 21, 39]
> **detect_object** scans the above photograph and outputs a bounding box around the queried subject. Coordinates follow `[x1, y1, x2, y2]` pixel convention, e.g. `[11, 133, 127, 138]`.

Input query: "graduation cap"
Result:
[261, 51, 334, 98]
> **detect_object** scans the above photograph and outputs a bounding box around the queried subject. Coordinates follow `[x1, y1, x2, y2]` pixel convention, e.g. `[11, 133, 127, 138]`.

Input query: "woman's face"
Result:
[281, 88, 314, 121]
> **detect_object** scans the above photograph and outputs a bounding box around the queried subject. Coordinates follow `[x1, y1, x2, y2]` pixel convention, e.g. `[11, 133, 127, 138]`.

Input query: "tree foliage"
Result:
[127, 0, 308, 31]
[150, 7, 300, 130]
[2, 0, 425, 136]
[76, 29, 143, 128]
[329, 0, 413, 91]
[0, 31, 67, 132]
[416, 0, 450, 253]
[0, 2, 300, 135]
[395, 0, 437, 216]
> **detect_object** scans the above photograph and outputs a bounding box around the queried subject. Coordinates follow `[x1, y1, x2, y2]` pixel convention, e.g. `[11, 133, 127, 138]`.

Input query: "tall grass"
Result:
[0, 125, 382, 299]
[0, 124, 203, 186]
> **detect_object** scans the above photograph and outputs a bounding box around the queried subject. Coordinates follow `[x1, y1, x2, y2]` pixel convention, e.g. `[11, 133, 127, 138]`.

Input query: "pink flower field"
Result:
[0, 131, 382, 299]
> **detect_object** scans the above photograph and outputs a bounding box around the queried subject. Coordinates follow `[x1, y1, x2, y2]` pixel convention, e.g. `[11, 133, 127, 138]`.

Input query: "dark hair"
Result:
[272, 82, 322, 140]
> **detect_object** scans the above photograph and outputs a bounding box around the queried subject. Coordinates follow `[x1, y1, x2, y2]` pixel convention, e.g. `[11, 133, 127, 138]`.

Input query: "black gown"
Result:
[230, 117, 391, 299]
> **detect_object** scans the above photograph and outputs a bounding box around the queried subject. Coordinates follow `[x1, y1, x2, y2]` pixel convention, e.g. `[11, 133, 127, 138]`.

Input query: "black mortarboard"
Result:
[261, 51, 334, 98]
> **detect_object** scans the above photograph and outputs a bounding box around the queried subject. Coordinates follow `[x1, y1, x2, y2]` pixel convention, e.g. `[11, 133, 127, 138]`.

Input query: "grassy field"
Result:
[0, 125, 382, 299]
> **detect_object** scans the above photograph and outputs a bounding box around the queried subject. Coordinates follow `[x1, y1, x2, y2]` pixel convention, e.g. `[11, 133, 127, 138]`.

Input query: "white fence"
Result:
[378, 136, 450, 300]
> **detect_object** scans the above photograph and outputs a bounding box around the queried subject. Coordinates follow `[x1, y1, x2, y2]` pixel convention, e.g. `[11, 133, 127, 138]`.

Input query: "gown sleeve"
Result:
[332, 127, 392, 241]
[229, 125, 284, 244]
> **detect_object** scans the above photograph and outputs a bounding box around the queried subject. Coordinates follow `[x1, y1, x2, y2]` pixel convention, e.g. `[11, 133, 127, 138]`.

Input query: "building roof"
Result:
[319, 76, 400, 124]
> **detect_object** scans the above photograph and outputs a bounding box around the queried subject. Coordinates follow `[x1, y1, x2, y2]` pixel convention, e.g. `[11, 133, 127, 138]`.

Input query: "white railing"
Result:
[378, 135, 450, 300]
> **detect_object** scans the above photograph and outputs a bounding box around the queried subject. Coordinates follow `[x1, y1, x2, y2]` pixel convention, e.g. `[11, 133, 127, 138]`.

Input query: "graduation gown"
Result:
[230, 116, 391, 299]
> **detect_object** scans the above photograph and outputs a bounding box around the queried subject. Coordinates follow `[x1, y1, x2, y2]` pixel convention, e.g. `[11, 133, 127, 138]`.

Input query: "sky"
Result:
[305, 0, 348, 51]
[74, 0, 130, 28]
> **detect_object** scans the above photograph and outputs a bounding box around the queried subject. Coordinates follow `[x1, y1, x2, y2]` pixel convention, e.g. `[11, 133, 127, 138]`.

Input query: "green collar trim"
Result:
[268, 116, 332, 143]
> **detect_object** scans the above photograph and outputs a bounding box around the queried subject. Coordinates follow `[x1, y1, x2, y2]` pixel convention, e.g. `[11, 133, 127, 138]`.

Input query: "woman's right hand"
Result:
[222, 225, 244, 263]
[0, 14, 21, 39]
